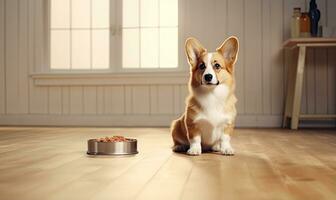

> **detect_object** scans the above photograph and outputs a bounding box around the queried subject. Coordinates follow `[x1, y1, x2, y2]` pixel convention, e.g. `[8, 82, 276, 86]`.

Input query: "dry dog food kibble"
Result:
[96, 136, 131, 142]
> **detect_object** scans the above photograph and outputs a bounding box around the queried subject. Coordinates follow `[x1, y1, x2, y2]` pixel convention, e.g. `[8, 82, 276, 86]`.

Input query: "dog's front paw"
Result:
[187, 146, 202, 156]
[211, 143, 221, 152]
[220, 145, 235, 156]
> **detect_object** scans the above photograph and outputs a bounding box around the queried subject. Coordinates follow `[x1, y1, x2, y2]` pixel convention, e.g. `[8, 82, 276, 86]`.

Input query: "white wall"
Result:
[0, 0, 335, 127]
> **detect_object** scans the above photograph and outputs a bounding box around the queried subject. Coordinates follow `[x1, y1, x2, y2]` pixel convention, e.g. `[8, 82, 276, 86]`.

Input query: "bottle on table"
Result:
[291, 8, 301, 38]
[300, 12, 311, 38]
[309, 0, 320, 37]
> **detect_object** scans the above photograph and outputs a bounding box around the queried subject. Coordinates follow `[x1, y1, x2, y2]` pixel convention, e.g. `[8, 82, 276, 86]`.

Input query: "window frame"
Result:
[45, 0, 186, 73]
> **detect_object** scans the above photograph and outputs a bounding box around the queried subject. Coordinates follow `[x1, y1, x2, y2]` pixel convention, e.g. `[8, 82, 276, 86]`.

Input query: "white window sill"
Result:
[30, 71, 189, 86]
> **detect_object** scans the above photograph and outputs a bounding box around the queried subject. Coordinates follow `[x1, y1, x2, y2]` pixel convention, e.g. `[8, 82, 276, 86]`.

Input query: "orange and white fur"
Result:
[171, 36, 239, 156]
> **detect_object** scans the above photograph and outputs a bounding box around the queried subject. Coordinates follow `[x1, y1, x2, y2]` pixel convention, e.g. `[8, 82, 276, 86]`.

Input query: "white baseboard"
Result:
[0, 114, 283, 127]
[0, 114, 334, 128]
[236, 115, 283, 127]
[0, 114, 177, 127]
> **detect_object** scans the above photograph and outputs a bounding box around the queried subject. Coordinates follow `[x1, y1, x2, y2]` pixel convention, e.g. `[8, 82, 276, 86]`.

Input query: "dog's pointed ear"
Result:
[185, 37, 206, 67]
[216, 36, 239, 71]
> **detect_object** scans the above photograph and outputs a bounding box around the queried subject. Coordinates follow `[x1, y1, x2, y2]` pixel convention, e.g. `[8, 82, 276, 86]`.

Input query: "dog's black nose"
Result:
[204, 74, 213, 82]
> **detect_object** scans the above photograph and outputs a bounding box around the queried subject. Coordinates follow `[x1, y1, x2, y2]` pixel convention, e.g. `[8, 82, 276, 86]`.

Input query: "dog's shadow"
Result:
[171, 150, 276, 175]
[173, 149, 235, 156]
[172, 150, 273, 167]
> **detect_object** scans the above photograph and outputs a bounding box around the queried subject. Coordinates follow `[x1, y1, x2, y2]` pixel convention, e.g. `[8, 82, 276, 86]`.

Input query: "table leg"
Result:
[283, 48, 297, 128]
[291, 46, 306, 129]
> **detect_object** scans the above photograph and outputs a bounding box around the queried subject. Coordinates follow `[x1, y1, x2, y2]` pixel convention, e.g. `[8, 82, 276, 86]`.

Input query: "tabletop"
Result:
[283, 37, 336, 48]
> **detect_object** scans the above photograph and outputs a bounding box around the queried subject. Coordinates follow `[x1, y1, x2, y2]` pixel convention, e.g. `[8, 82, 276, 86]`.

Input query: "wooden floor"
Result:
[0, 127, 335, 200]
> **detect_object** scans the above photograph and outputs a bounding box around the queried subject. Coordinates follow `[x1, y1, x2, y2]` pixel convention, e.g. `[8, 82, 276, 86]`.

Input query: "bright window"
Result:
[50, 0, 178, 70]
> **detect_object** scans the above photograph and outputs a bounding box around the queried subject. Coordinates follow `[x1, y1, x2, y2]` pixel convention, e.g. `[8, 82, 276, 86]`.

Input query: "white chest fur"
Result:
[194, 85, 231, 145]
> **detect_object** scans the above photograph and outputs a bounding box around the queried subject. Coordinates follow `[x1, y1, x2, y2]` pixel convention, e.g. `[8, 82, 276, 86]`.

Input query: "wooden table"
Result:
[283, 38, 336, 129]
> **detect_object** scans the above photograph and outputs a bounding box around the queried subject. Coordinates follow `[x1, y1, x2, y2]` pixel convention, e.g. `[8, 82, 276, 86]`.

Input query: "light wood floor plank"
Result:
[135, 154, 194, 200]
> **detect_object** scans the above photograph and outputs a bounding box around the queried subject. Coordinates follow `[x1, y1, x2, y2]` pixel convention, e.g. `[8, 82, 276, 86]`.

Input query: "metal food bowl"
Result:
[87, 138, 138, 155]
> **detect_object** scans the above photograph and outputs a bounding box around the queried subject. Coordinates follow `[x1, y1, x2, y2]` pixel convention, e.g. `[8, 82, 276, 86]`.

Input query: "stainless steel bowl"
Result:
[87, 139, 138, 155]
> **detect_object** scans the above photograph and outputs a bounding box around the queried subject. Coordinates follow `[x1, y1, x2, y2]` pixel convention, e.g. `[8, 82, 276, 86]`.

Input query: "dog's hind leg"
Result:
[172, 144, 189, 152]
[171, 115, 189, 152]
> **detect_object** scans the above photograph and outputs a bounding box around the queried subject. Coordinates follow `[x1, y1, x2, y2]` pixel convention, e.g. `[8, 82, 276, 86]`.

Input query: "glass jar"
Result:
[291, 8, 301, 38]
[300, 12, 311, 37]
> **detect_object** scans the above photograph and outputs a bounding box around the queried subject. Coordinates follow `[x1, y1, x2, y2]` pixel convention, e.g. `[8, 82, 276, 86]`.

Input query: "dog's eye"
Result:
[214, 63, 221, 69]
[199, 63, 206, 70]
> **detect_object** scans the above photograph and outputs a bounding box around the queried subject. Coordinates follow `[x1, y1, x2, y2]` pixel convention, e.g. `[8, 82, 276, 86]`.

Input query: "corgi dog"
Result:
[171, 36, 239, 156]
